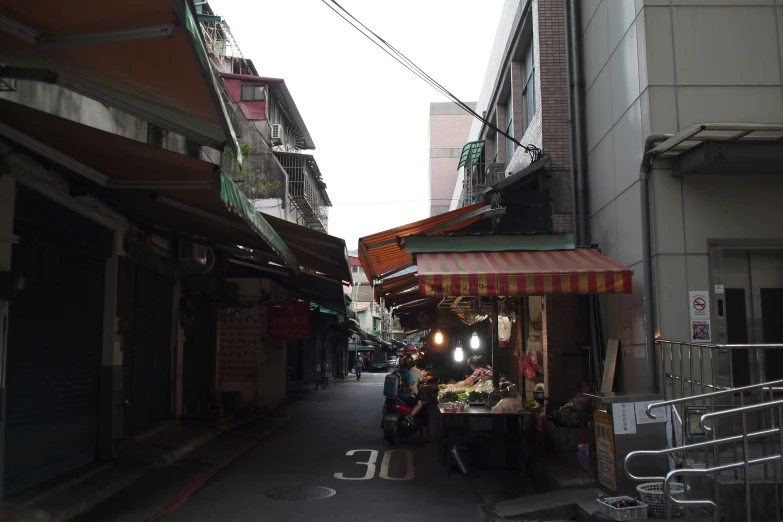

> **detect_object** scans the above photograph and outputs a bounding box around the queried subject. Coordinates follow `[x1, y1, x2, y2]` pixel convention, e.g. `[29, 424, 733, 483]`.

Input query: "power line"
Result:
[331, 198, 457, 206]
[322, 0, 542, 162]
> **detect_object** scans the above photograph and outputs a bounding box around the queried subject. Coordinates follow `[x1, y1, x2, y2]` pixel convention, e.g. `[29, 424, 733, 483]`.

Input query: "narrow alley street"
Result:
[74, 373, 489, 522]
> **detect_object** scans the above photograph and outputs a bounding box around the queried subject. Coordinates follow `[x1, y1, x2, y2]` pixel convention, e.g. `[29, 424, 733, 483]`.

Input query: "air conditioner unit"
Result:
[270, 124, 283, 143]
[178, 240, 208, 266]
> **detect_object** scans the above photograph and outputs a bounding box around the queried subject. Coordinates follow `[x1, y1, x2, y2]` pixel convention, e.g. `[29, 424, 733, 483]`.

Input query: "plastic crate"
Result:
[597, 496, 649, 521]
[637, 482, 687, 518]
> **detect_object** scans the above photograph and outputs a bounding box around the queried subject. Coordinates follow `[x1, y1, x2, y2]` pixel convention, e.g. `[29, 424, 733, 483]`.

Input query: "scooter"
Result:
[381, 397, 424, 445]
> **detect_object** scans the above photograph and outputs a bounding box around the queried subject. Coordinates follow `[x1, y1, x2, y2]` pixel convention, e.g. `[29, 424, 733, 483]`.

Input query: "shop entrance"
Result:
[4, 186, 111, 495]
[722, 250, 783, 385]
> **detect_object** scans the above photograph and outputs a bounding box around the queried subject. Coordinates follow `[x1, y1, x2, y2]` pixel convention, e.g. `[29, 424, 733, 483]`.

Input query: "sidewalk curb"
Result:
[142, 416, 291, 522]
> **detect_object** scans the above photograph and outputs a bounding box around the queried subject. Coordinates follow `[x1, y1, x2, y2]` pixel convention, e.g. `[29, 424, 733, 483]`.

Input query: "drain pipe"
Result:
[640, 133, 672, 393]
[564, 0, 578, 244]
[568, 0, 588, 244]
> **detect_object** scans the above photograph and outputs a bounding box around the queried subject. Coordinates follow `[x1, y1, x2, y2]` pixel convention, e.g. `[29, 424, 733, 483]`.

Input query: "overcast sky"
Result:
[211, 0, 504, 249]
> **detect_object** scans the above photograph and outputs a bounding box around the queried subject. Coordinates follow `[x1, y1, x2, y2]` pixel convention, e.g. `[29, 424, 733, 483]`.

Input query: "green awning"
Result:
[458, 140, 485, 169]
[0, 0, 242, 160]
[219, 174, 295, 268]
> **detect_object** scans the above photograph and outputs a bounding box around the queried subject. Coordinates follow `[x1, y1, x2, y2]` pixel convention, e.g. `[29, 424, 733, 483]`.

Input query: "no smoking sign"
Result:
[689, 291, 710, 319]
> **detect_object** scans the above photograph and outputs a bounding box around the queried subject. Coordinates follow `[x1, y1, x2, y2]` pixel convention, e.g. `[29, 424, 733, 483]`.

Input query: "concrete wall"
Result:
[429, 102, 475, 216]
[0, 81, 221, 164]
[581, 0, 783, 391]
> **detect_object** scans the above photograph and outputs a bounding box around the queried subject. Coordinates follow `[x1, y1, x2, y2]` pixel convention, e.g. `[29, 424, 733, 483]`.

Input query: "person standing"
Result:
[354, 356, 363, 380]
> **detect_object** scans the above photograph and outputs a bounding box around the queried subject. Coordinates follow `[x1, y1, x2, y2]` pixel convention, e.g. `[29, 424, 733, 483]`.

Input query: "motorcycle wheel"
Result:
[384, 425, 398, 445]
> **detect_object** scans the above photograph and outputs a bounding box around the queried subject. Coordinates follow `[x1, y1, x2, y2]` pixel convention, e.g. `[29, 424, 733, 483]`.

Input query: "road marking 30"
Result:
[334, 449, 414, 480]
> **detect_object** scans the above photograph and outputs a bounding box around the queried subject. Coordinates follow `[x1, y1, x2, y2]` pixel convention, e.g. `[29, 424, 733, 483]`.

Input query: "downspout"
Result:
[564, 0, 578, 245]
[568, 0, 588, 245]
[640, 133, 673, 393]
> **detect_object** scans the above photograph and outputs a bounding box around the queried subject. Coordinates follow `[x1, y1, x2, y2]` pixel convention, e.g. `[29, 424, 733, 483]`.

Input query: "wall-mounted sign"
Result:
[219, 306, 260, 383]
[268, 302, 311, 339]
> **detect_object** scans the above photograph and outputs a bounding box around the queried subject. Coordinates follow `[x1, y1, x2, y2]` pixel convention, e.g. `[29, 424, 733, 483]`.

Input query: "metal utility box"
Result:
[587, 392, 669, 497]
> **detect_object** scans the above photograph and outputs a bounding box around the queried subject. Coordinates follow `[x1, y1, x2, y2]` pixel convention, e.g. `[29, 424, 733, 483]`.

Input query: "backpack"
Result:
[383, 371, 403, 398]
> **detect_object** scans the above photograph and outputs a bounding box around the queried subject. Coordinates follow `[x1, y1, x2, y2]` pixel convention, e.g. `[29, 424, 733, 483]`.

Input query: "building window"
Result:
[241, 84, 266, 101]
[147, 124, 164, 148]
[185, 139, 201, 158]
[522, 38, 535, 129]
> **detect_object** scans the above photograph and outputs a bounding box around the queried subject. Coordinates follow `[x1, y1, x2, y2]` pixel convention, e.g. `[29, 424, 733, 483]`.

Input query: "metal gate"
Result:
[120, 259, 173, 436]
[4, 186, 109, 494]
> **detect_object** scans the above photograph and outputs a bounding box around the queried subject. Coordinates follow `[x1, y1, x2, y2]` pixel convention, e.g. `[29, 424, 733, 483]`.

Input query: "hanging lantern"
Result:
[470, 331, 480, 349]
[454, 345, 464, 362]
[434, 330, 443, 345]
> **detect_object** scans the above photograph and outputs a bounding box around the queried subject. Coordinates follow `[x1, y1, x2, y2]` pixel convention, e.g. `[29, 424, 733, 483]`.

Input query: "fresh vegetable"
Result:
[439, 391, 460, 403]
[556, 405, 581, 426]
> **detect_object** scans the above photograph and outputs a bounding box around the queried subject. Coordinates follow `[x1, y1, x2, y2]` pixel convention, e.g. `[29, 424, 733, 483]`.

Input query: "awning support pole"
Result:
[492, 296, 499, 389]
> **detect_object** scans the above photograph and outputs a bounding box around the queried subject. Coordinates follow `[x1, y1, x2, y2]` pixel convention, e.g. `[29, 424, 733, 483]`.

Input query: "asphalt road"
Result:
[161, 372, 487, 522]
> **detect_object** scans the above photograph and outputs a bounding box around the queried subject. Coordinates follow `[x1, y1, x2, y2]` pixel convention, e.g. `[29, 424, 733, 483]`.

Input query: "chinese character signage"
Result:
[594, 410, 617, 492]
[219, 307, 260, 383]
[268, 302, 311, 340]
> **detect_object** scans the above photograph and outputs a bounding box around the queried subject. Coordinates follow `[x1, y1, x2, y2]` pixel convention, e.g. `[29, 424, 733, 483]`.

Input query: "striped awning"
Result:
[416, 250, 632, 297]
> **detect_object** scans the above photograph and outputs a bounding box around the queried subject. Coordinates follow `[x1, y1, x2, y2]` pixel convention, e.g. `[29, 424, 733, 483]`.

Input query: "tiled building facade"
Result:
[428, 102, 475, 216]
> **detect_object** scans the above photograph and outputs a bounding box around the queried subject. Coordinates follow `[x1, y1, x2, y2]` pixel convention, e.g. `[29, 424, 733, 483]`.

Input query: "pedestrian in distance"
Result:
[354, 356, 363, 380]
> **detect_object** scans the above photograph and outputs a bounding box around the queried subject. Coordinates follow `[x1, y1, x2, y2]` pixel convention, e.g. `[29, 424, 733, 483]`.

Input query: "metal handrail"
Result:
[645, 378, 783, 420]
[700, 398, 783, 432]
[657, 339, 783, 350]
[624, 427, 780, 482]
[664, 455, 781, 511]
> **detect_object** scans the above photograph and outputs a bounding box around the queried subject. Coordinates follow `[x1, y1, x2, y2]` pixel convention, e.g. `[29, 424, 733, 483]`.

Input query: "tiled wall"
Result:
[429, 103, 474, 216]
[581, 0, 783, 391]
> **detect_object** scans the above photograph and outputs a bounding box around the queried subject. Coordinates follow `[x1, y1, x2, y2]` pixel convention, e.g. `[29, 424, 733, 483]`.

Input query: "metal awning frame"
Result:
[648, 123, 783, 159]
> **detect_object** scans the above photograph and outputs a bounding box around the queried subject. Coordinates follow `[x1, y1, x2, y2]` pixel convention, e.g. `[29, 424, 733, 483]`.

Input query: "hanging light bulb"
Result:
[470, 331, 480, 349]
[454, 343, 464, 362]
[434, 330, 443, 345]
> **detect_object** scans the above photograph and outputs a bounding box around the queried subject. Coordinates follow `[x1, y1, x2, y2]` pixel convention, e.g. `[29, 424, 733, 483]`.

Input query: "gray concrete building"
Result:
[582, 0, 783, 393]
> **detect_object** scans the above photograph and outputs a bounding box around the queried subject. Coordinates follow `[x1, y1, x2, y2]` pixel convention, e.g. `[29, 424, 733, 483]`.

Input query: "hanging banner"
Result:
[218, 306, 261, 383]
[268, 302, 311, 339]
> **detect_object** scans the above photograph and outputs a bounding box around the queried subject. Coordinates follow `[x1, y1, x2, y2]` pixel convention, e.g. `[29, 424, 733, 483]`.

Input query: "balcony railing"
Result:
[274, 152, 330, 232]
[460, 161, 505, 208]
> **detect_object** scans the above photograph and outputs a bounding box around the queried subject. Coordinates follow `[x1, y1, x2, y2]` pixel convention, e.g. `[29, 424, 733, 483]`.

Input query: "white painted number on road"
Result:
[379, 450, 414, 480]
[333, 449, 377, 480]
[335, 449, 414, 481]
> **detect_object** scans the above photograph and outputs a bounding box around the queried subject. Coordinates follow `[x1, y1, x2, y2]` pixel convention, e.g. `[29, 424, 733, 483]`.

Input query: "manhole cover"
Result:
[265, 486, 336, 501]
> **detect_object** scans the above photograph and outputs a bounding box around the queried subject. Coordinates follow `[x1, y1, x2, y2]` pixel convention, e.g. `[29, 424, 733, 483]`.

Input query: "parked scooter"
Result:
[381, 396, 424, 445]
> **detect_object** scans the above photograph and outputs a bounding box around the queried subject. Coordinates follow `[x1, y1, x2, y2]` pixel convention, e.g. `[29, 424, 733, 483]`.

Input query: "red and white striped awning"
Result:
[416, 250, 632, 297]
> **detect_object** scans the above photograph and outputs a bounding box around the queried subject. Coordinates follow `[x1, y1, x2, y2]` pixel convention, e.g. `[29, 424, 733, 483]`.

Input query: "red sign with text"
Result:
[268, 302, 311, 339]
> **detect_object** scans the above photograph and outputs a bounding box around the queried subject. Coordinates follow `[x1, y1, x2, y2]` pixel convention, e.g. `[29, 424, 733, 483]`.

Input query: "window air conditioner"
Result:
[270, 124, 283, 143]
[179, 240, 208, 266]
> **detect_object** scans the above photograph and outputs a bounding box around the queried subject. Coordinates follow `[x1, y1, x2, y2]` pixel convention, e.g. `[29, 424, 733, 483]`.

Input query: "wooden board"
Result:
[601, 339, 619, 393]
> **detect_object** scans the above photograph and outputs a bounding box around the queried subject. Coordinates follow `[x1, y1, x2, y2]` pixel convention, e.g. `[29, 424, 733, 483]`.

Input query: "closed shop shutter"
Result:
[121, 260, 173, 436]
[4, 186, 109, 494]
[183, 301, 213, 412]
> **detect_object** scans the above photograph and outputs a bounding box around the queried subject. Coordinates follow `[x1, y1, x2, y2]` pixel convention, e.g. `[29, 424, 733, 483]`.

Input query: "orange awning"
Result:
[374, 272, 418, 301]
[417, 250, 633, 297]
[359, 202, 491, 281]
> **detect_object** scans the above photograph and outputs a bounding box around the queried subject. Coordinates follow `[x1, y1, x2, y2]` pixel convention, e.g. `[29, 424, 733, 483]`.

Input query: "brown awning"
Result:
[0, 97, 297, 269]
[0, 0, 239, 156]
[358, 201, 492, 281]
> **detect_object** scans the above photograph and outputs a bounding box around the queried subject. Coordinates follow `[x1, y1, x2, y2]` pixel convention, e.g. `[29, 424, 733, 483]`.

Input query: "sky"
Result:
[210, 0, 504, 250]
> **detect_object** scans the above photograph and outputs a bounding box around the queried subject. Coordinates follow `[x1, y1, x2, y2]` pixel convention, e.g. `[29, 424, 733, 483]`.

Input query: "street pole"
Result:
[492, 297, 499, 389]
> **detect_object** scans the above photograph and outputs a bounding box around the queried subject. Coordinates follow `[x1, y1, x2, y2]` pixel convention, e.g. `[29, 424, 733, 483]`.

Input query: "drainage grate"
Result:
[265, 486, 336, 501]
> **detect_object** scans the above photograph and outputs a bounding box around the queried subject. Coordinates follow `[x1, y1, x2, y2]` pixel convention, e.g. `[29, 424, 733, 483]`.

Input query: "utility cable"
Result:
[322, 0, 542, 161]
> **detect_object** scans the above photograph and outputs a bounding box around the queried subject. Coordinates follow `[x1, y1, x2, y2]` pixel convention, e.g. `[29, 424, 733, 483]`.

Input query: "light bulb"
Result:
[434, 331, 443, 344]
[454, 346, 464, 362]
[470, 331, 480, 349]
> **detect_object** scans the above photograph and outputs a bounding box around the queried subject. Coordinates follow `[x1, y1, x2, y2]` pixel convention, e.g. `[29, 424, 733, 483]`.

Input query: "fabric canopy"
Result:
[0, 0, 239, 156]
[359, 201, 492, 281]
[417, 250, 633, 297]
[0, 97, 297, 270]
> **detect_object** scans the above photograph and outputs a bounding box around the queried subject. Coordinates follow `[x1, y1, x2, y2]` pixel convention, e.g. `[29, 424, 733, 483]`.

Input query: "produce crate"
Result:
[597, 496, 648, 521]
